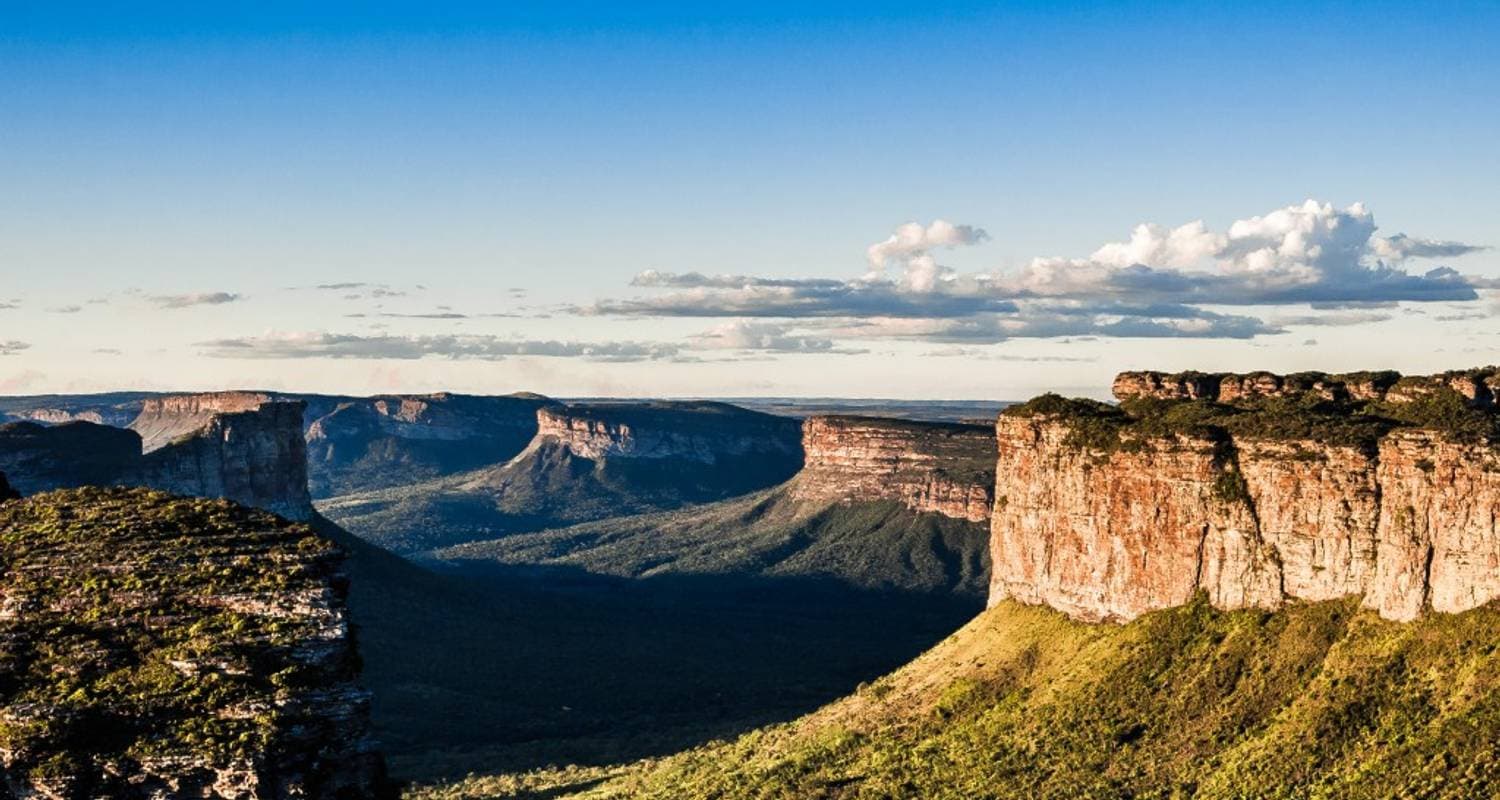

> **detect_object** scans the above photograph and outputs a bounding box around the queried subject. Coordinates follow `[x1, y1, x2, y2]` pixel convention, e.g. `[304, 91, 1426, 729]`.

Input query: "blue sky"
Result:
[1, 2, 1497, 398]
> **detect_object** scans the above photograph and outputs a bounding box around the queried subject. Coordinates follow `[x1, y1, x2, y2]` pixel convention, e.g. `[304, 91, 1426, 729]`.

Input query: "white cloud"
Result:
[865, 219, 988, 292]
[1090, 220, 1223, 268]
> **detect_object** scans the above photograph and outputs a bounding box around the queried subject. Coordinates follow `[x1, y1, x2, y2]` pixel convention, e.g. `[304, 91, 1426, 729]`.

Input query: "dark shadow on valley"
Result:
[342, 537, 981, 783]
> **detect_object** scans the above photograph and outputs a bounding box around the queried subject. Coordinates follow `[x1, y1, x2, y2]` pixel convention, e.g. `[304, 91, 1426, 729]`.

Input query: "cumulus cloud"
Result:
[1090, 220, 1223, 268]
[583, 200, 1487, 350]
[197, 332, 682, 362]
[865, 220, 989, 292]
[0, 341, 30, 356]
[150, 292, 243, 309]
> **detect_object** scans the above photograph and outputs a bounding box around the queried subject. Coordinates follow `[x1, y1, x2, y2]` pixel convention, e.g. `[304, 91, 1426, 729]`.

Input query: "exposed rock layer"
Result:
[533, 401, 802, 463]
[1113, 367, 1500, 407]
[793, 416, 995, 523]
[991, 369, 1500, 622]
[0, 397, 313, 520]
[0, 487, 391, 799]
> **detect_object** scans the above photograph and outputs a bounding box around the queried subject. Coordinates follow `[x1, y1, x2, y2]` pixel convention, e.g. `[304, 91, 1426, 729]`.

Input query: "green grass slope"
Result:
[416, 597, 1500, 799]
[424, 487, 991, 599]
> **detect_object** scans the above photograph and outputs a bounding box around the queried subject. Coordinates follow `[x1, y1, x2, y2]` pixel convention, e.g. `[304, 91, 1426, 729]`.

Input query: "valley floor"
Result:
[411, 597, 1500, 799]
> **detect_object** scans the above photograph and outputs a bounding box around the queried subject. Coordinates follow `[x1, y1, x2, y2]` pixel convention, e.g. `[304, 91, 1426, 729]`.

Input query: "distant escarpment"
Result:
[428, 414, 995, 598]
[0, 394, 312, 520]
[305, 392, 556, 497]
[322, 401, 803, 553]
[991, 367, 1500, 623]
[0, 487, 390, 799]
[792, 415, 994, 523]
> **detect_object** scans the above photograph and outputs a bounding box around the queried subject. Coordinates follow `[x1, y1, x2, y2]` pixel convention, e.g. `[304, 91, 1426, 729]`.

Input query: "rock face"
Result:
[304, 393, 555, 497]
[533, 401, 802, 463]
[129, 392, 276, 452]
[0, 487, 391, 799]
[792, 416, 995, 523]
[0, 396, 313, 520]
[139, 399, 314, 521]
[1112, 368, 1500, 407]
[990, 369, 1500, 623]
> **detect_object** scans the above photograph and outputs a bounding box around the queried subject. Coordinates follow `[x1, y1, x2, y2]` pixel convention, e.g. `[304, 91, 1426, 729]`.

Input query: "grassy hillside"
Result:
[415, 597, 1500, 799]
[426, 489, 991, 598]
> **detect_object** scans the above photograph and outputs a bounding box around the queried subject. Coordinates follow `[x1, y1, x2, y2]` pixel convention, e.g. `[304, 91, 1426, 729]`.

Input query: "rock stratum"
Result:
[990, 367, 1500, 623]
[0, 487, 390, 799]
[0, 394, 312, 520]
[791, 415, 994, 523]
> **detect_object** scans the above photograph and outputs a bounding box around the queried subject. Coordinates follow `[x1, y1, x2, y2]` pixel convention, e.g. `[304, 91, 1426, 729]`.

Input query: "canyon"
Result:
[990, 368, 1500, 623]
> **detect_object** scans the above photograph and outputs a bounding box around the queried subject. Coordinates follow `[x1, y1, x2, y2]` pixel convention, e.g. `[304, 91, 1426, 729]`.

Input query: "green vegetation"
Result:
[427, 489, 990, 599]
[414, 598, 1500, 799]
[1005, 384, 1499, 453]
[0, 487, 343, 792]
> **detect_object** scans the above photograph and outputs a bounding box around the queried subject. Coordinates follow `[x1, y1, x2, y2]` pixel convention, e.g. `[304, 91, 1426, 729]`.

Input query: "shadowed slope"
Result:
[416, 597, 1500, 799]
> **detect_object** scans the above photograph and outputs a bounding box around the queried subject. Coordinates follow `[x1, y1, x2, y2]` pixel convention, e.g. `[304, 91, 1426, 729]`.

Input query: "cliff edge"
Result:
[0, 487, 391, 799]
[991, 367, 1500, 622]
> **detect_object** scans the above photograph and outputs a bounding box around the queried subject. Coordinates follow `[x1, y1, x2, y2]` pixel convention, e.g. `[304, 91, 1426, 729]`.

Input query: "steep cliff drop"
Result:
[990, 368, 1500, 622]
[320, 401, 805, 553]
[0, 394, 314, 521]
[0, 487, 392, 799]
[428, 414, 996, 597]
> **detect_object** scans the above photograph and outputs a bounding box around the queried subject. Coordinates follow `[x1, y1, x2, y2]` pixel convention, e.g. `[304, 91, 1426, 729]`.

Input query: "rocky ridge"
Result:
[0, 487, 391, 799]
[991, 367, 1500, 622]
[791, 415, 995, 523]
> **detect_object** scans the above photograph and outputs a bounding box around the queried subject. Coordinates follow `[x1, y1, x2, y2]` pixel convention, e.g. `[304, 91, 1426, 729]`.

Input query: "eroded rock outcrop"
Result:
[533, 401, 802, 463]
[139, 399, 314, 521]
[1113, 367, 1500, 407]
[792, 416, 995, 523]
[0, 396, 313, 520]
[991, 369, 1500, 623]
[0, 487, 391, 799]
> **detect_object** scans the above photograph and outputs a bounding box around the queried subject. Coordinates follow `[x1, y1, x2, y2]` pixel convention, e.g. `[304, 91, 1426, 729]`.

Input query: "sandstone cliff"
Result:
[991, 368, 1500, 622]
[531, 401, 802, 463]
[0, 396, 313, 520]
[791, 415, 994, 523]
[129, 391, 277, 452]
[0, 487, 391, 799]
[139, 399, 314, 521]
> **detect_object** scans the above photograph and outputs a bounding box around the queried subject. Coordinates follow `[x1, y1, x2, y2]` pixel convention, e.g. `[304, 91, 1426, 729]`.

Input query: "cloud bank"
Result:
[585, 200, 1486, 347]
